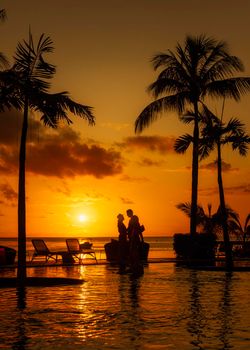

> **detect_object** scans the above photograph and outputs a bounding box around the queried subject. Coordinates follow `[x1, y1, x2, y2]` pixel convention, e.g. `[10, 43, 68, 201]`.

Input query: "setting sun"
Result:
[78, 214, 88, 223]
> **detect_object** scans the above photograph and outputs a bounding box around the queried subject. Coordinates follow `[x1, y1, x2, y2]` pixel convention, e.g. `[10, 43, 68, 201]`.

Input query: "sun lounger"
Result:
[31, 239, 61, 262]
[66, 239, 97, 263]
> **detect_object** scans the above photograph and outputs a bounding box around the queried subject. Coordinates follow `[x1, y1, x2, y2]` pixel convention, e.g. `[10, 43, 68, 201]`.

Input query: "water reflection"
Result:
[188, 270, 205, 349]
[17, 287, 26, 310]
[218, 272, 233, 350]
[12, 287, 28, 350]
[187, 270, 234, 350]
[118, 271, 145, 348]
[1, 264, 249, 349]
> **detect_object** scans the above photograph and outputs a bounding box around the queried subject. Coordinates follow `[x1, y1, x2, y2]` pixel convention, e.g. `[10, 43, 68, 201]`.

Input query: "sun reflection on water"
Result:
[1, 264, 250, 349]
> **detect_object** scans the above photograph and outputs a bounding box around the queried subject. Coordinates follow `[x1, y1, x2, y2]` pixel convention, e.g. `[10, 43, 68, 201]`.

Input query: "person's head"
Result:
[126, 209, 133, 218]
[117, 213, 124, 221]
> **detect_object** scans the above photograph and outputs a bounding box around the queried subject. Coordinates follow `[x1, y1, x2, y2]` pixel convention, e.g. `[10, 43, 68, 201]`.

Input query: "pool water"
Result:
[1, 263, 250, 349]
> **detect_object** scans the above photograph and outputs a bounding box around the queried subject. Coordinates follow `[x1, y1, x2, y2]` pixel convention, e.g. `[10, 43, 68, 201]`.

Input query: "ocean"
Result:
[0, 235, 175, 260]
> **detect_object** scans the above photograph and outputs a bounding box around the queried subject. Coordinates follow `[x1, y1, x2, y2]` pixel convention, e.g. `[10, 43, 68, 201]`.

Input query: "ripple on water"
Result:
[1, 264, 250, 349]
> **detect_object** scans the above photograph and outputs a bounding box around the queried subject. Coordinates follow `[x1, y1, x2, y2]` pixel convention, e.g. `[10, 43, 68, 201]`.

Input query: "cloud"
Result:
[120, 197, 134, 205]
[0, 111, 124, 178]
[118, 135, 176, 154]
[27, 141, 123, 178]
[163, 166, 190, 173]
[200, 183, 250, 196]
[0, 110, 22, 145]
[53, 181, 71, 196]
[69, 192, 110, 205]
[100, 122, 130, 131]
[119, 174, 149, 182]
[200, 160, 238, 172]
[0, 183, 17, 202]
[225, 184, 250, 194]
[0, 146, 19, 174]
[138, 157, 164, 167]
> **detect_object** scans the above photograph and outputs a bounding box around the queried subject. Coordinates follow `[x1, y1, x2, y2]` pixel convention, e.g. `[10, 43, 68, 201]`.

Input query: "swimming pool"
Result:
[1, 263, 250, 349]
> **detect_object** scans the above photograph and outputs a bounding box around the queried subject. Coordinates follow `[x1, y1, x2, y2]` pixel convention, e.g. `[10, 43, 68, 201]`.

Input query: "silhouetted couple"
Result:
[117, 209, 144, 275]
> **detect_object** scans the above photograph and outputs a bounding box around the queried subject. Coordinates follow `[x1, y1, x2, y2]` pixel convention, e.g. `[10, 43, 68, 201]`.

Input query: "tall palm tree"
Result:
[200, 109, 249, 268]
[175, 108, 250, 269]
[6, 33, 95, 285]
[135, 35, 250, 237]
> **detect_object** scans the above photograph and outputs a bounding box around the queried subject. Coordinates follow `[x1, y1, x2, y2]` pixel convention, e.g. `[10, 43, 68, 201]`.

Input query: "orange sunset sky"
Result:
[0, 0, 249, 237]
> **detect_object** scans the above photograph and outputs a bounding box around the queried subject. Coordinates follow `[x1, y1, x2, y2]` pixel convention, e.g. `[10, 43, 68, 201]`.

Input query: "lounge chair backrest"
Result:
[32, 239, 50, 254]
[66, 239, 80, 253]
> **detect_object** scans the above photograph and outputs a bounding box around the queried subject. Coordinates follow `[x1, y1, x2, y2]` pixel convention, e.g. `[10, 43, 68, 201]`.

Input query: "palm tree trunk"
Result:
[17, 96, 28, 286]
[217, 142, 233, 270]
[190, 101, 199, 237]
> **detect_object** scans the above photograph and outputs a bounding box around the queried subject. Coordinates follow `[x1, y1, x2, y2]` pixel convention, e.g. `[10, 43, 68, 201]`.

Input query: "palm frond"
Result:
[0, 68, 23, 110]
[14, 33, 56, 84]
[199, 40, 229, 77]
[244, 214, 250, 232]
[228, 220, 243, 236]
[225, 133, 250, 156]
[176, 201, 208, 227]
[179, 110, 195, 124]
[199, 137, 214, 160]
[135, 93, 190, 133]
[200, 104, 220, 124]
[56, 93, 95, 123]
[0, 52, 9, 69]
[151, 53, 173, 70]
[183, 35, 216, 75]
[35, 91, 95, 128]
[174, 134, 193, 153]
[226, 117, 245, 135]
[204, 77, 250, 101]
[151, 50, 190, 83]
[148, 77, 187, 98]
[201, 55, 244, 83]
[176, 202, 191, 217]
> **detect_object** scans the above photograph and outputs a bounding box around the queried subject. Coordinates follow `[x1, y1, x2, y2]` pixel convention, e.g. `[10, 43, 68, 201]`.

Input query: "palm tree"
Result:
[177, 201, 239, 238]
[135, 35, 250, 237]
[5, 33, 95, 285]
[175, 108, 250, 269]
[177, 202, 218, 236]
[201, 109, 249, 268]
[228, 213, 250, 244]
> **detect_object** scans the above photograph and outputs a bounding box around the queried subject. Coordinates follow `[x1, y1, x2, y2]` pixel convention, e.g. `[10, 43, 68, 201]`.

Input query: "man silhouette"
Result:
[126, 209, 144, 276]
